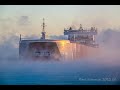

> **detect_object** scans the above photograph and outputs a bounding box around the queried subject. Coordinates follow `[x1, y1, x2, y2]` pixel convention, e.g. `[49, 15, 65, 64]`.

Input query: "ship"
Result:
[19, 18, 99, 60]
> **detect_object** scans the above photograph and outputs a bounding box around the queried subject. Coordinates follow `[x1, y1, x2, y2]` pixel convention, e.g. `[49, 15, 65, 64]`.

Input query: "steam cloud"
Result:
[0, 21, 120, 84]
[17, 16, 31, 26]
[49, 35, 68, 40]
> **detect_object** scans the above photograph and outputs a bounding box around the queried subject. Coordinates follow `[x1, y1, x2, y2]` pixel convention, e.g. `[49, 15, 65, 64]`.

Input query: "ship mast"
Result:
[41, 18, 46, 40]
[20, 34, 21, 41]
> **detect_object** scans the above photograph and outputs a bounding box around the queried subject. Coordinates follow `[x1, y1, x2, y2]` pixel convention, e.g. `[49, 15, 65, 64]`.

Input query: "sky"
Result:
[0, 5, 120, 41]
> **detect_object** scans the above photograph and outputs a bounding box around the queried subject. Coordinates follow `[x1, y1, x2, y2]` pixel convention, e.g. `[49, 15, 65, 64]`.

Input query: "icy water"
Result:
[0, 58, 120, 85]
[0, 29, 120, 85]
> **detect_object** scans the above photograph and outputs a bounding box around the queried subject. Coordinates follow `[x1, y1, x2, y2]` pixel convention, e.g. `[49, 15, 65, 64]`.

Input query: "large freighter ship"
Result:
[19, 19, 99, 60]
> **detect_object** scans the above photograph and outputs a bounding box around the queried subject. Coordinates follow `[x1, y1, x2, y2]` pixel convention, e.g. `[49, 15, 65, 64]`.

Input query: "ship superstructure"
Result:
[19, 19, 99, 60]
[64, 24, 98, 47]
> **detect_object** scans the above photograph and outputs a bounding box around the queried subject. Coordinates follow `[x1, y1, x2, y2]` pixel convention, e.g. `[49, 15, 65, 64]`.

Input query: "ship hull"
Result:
[19, 40, 98, 60]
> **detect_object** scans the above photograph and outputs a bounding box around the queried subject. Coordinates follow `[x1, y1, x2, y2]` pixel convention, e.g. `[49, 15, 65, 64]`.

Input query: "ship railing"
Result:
[64, 30, 97, 35]
[64, 29, 97, 33]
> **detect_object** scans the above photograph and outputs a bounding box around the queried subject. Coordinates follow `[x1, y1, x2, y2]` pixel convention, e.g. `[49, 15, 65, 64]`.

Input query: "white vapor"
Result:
[0, 29, 120, 85]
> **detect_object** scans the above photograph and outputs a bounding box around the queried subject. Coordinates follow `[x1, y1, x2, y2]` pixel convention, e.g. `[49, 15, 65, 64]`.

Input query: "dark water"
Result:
[0, 58, 120, 85]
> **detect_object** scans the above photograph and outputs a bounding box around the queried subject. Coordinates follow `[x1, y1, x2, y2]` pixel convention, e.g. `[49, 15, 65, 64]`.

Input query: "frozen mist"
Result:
[0, 29, 120, 85]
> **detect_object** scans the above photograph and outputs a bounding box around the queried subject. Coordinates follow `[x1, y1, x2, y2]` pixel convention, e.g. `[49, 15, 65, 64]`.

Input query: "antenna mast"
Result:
[41, 18, 46, 40]
[20, 34, 21, 41]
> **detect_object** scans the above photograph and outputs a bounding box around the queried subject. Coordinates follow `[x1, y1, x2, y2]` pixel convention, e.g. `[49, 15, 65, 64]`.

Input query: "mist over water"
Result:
[0, 29, 120, 85]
